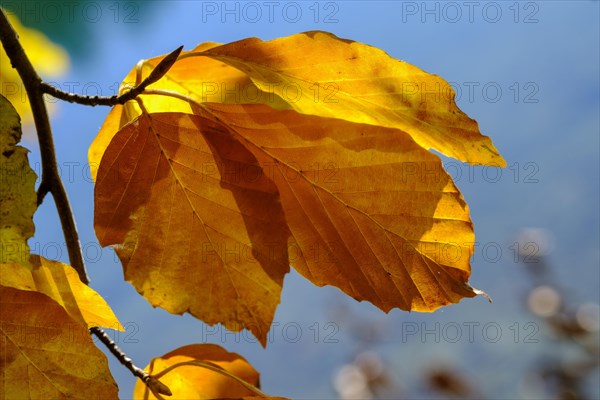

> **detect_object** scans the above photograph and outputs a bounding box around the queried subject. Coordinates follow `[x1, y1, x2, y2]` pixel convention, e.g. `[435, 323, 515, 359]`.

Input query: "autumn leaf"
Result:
[0, 257, 123, 398]
[1, 256, 123, 330]
[94, 111, 290, 345]
[199, 31, 505, 167]
[0, 94, 37, 265]
[91, 31, 504, 343]
[93, 106, 477, 343]
[133, 344, 264, 399]
[196, 103, 478, 311]
[0, 13, 68, 128]
[0, 256, 123, 398]
[0, 283, 119, 399]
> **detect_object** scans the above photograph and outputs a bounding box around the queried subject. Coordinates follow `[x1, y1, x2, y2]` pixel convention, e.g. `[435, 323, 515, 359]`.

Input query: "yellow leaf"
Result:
[88, 104, 126, 182]
[0, 94, 37, 265]
[88, 42, 289, 182]
[0, 13, 69, 126]
[0, 256, 123, 330]
[133, 344, 261, 400]
[94, 112, 290, 345]
[200, 31, 505, 166]
[91, 32, 504, 341]
[0, 285, 118, 399]
[197, 103, 477, 311]
[94, 105, 477, 344]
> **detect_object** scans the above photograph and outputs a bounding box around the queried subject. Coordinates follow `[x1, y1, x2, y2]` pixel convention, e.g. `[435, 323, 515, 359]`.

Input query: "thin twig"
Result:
[40, 45, 183, 106]
[90, 327, 172, 396]
[0, 9, 172, 396]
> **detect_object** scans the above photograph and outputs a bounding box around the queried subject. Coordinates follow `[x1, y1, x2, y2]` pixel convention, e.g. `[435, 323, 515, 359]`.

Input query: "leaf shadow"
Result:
[189, 114, 292, 286]
[210, 104, 476, 310]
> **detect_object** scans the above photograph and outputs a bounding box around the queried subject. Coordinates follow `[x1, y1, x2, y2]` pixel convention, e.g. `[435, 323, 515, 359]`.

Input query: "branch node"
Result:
[90, 327, 173, 396]
[36, 178, 50, 206]
[40, 45, 184, 107]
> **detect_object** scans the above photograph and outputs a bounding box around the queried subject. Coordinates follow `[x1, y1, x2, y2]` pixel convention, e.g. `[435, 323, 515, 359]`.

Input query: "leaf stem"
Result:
[142, 88, 197, 105]
[40, 45, 184, 106]
[152, 360, 268, 397]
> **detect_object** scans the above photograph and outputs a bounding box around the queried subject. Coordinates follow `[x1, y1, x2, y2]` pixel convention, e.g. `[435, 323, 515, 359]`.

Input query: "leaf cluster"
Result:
[1, 15, 504, 399]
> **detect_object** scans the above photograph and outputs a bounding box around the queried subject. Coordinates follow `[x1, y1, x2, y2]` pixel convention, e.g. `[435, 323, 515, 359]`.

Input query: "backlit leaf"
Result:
[92, 31, 505, 343]
[196, 103, 478, 311]
[199, 31, 505, 166]
[94, 107, 477, 342]
[0, 256, 123, 330]
[94, 112, 290, 345]
[0, 272, 118, 399]
[132, 344, 261, 400]
[0, 94, 37, 265]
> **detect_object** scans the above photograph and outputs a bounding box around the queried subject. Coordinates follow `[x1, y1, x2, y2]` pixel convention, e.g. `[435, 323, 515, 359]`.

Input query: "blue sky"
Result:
[7, 1, 599, 398]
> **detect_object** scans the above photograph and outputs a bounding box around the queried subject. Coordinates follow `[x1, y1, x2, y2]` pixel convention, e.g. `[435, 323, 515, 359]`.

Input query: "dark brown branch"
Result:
[0, 8, 88, 284]
[0, 9, 171, 396]
[36, 179, 50, 206]
[40, 45, 183, 106]
[90, 327, 172, 397]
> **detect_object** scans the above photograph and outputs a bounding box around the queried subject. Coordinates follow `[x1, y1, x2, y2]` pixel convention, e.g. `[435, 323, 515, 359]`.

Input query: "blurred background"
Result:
[2, 1, 598, 398]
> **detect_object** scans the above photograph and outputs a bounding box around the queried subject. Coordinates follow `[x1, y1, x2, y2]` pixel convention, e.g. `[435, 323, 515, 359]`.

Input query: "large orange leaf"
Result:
[94, 112, 291, 345]
[132, 344, 262, 399]
[199, 31, 505, 166]
[0, 269, 118, 399]
[196, 103, 477, 311]
[92, 32, 503, 343]
[94, 106, 477, 341]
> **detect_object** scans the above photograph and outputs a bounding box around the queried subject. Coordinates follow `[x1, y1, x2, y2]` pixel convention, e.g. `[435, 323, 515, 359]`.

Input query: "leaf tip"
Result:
[147, 376, 172, 397]
[145, 45, 185, 86]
